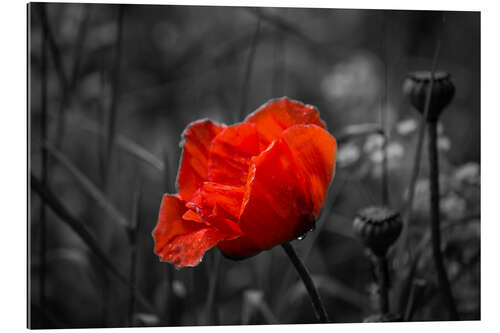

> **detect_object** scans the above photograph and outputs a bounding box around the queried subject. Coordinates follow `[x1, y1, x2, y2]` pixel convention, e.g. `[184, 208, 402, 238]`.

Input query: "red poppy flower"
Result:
[153, 97, 337, 267]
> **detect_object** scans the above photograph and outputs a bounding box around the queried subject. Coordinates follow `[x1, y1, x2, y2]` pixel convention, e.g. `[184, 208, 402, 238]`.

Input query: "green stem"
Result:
[281, 242, 329, 323]
[427, 121, 459, 320]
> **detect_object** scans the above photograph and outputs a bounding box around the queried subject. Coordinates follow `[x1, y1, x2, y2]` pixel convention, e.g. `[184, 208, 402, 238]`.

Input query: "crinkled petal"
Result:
[186, 182, 244, 236]
[177, 120, 225, 201]
[236, 124, 336, 251]
[153, 194, 229, 267]
[208, 122, 260, 187]
[244, 97, 326, 150]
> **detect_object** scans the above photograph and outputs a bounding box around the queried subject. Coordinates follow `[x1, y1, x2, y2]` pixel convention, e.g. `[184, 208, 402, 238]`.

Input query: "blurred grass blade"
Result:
[39, 4, 68, 90]
[38, 6, 49, 326]
[128, 180, 142, 326]
[103, 5, 125, 184]
[401, 256, 421, 320]
[43, 143, 129, 230]
[201, 252, 221, 325]
[30, 173, 156, 315]
[68, 116, 164, 172]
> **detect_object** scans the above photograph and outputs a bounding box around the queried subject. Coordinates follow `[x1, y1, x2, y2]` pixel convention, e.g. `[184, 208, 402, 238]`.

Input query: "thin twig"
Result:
[380, 11, 389, 206]
[281, 242, 329, 323]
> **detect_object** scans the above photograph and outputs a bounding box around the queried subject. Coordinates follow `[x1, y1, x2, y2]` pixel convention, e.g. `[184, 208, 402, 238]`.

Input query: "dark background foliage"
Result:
[29, 2, 480, 328]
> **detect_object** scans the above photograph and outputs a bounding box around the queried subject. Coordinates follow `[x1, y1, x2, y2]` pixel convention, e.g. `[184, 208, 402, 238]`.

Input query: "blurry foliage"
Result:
[29, 3, 479, 328]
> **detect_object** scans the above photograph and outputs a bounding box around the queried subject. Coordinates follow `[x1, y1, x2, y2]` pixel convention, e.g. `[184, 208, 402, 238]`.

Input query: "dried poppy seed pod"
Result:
[353, 206, 403, 257]
[403, 71, 455, 122]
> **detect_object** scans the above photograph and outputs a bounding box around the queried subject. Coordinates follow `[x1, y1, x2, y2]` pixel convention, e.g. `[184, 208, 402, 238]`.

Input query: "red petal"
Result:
[186, 182, 244, 236]
[177, 120, 225, 201]
[182, 209, 203, 223]
[161, 228, 229, 267]
[233, 124, 336, 251]
[281, 125, 337, 216]
[153, 194, 228, 267]
[217, 235, 262, 259]
[208, 122, 260, 187]
[244, 97, 326, 150]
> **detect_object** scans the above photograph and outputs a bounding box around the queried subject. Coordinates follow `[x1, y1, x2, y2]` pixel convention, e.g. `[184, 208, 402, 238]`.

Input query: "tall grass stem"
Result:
[427, 121, 459, 320]
[239, 15, 261, 121]
[104, 5, 124, 186]
[39, 9, 48, 326]
[128, 180, 142, 326]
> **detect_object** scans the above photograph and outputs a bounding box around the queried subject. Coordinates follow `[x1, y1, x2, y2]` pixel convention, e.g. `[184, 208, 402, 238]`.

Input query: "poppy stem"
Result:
[427, 120, 459, 320]
[281, 242, 329, 323]
[375, 255, 390, 315]
[401, 33, 442, 259]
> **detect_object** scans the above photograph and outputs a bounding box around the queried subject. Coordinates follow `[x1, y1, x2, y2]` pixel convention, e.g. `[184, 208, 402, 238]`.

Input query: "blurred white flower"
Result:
[172, 280, 187, 298]
[396, 118, 418, 136]
[321, 54, 381, 104]
[454, 162, 480, 186]
[441, 192, 467, 220]
[369, 142, 404, 178]
[244, 289, 264, 307]
[437, 136, 451, 151]
[369, 142, 404, 165]
[387, 142, 404, 161]
[363, 134, 385, 154]
[337, 143, 361, 167]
